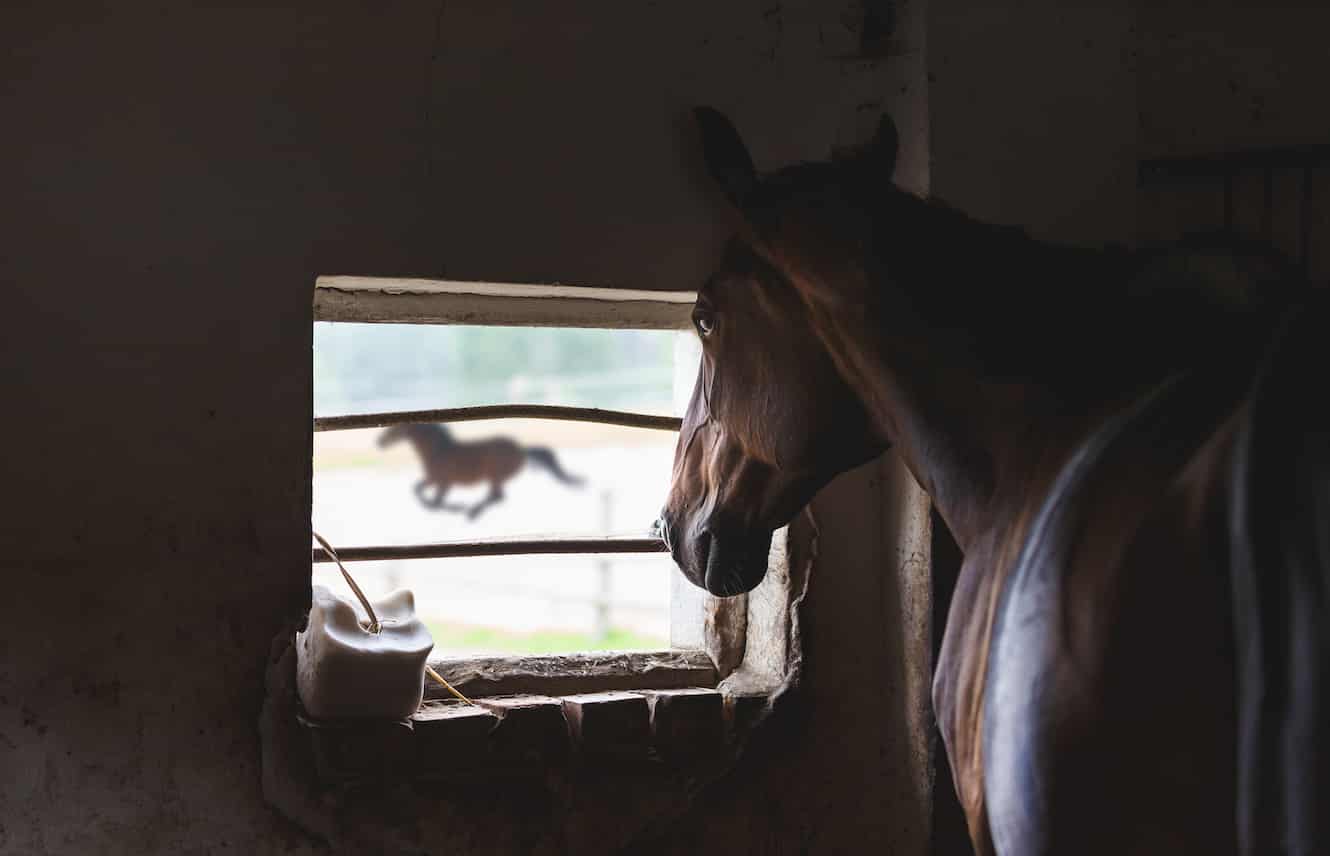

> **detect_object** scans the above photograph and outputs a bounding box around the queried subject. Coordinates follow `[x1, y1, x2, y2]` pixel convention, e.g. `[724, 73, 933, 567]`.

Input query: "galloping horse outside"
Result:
[657, 107, 1329, 855]
[379, 422, 584, 520]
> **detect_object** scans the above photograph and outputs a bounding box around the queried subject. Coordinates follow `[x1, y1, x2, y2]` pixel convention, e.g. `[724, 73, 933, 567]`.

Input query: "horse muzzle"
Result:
[657, 514, 771, 597]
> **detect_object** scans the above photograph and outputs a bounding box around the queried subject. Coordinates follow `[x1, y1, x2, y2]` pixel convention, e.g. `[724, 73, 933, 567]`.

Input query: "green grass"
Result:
[425, 620, 667, 656]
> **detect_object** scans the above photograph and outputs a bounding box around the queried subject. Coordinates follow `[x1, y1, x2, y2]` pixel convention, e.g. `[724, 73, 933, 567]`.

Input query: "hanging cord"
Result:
[312, 530, 380, 632]
[312, 529, 474, 706]
[425, 664, 474, 706]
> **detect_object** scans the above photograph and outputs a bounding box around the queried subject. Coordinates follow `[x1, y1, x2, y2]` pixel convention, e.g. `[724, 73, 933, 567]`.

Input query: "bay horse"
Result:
[378, 422, 584, 520]
[657, 107, 1329, 855]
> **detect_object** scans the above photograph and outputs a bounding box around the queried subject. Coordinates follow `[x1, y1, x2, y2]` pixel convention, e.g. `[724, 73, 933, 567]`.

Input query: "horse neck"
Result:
[423, 425, 455, 452]
[804, 189, 1142, 550]
[397, 425, 443, 457]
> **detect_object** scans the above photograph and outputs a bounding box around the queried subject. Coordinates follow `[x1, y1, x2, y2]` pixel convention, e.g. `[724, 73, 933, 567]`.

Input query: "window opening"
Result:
[312, 280, 704, 661]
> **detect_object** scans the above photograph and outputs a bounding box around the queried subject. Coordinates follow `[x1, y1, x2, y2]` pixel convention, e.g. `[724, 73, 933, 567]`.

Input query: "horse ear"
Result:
[692, 106, 758, 210]
[833, 111, 899, 184]
[871, 112, 899, 173]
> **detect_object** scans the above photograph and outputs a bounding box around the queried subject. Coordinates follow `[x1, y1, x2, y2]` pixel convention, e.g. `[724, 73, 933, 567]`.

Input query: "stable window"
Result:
[310, 276, 790, 703]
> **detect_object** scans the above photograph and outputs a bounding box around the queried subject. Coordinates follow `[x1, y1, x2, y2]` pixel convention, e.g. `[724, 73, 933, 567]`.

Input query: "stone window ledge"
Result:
[260, 511, 814, 844]
[422, 649, 719, 701]
[261, 634, 771, 792]
[300, 686, 770, 786]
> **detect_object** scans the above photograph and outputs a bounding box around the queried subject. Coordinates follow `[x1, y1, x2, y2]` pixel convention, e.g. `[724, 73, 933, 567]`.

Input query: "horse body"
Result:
[966, 365, 1251, 854]
[379, 423, 583, 520]
[661, 107, 1328, 854]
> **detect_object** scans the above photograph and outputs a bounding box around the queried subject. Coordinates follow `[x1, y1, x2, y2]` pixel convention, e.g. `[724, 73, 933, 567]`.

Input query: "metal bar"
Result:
[1224, 169, 1235, 235]
[1301, 164, 1315, 277]
[314, 404, 682, 433]
[1138, 143, 1330, 180]
[311, 536, 668, 564]
[1262, 166, 1274, 242]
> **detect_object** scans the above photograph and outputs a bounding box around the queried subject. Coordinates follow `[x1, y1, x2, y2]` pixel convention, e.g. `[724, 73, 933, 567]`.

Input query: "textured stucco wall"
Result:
[0, 2, 930, 854]
[929, 0, 1138, 246]
[1135, 1, 1330, 282]
[1136, 1, 1330, 159]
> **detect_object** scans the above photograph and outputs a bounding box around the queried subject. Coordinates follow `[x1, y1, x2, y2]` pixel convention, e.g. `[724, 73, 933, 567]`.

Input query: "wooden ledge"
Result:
[314, 276, 695, 329]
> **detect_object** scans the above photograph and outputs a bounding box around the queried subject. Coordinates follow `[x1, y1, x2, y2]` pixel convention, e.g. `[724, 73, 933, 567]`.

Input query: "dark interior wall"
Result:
[0, 3, 927, 854]
[930, 0, 1330, 272]
[1135, 1, 1330, 281]
[928, 1, 1137, 246]
[927, 0, 1330, 280]
[1137, 1, 1330, 158]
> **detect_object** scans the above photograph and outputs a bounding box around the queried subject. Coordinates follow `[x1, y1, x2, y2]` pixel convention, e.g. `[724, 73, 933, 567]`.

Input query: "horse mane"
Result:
[736, 138, 1306, 407]
[866, 186, 1306, 401]
[407, 422, 454, 450]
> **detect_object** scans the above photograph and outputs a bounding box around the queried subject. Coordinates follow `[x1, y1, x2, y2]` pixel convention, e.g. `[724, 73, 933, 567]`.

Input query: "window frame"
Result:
[310, 274, 793, 699]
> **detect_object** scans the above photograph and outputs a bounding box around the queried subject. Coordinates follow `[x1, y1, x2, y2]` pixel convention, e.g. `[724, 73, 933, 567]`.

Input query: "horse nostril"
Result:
[696, 528, 712, 561]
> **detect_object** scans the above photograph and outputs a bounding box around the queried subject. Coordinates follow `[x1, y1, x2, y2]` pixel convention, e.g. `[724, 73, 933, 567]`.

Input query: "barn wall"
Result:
[1135, 1, 1330, 281]
[1136, 1, 1330, 159]
[0, 2, 933, 854]
[928, 1, 1138, 246]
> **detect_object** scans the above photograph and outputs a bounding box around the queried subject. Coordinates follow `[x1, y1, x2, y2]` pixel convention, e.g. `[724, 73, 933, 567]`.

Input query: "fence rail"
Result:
[314, 405, 678, 563]
[1138, 143, 1330, 277]
[315, 404, 682, 433]
[1137, 143, 1330, 180]
[310, 536, 668, 564]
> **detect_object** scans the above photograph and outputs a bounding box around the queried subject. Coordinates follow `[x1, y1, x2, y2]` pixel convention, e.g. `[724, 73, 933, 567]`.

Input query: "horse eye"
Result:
[694, 313, 716, 337]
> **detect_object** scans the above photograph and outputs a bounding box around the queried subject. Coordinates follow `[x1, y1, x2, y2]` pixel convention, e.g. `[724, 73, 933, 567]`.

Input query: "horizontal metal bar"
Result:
[311, 536, 669, 564]
[314, 404, 682, 433]
[1138, 144, 1330, 183]
[1301, 164, 1314, 276]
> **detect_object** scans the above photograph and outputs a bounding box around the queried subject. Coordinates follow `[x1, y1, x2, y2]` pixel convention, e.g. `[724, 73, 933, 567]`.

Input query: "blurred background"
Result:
[312, 321, 701, 657]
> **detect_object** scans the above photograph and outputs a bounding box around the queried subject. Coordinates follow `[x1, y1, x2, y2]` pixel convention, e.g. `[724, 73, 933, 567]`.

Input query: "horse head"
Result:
[377, 424, 407, 448]
[377, 423, 411, 448]
[378, 423, 453, 450]
[657, 108, 905, 597]
[658, 239, 885, 597]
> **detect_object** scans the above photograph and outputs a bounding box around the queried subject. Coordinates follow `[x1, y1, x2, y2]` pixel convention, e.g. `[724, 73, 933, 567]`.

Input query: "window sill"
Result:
[300, 685, 769, 785]
[262, 633, 770, 795]
[262, 512, 814, 846]
[422, 648, 717, 700]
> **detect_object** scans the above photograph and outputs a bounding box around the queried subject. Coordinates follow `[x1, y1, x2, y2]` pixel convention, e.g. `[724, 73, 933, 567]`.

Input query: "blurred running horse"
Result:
[379, 422, 584, 520]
